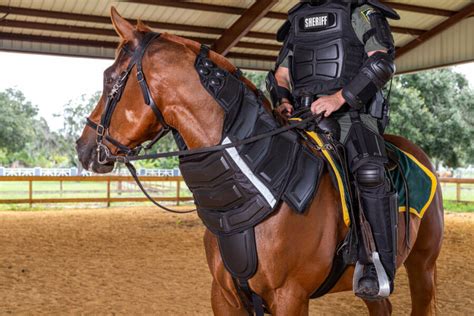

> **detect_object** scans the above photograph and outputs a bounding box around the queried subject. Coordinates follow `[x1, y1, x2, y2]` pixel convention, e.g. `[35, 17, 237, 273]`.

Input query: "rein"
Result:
[86, 31, 323, 214]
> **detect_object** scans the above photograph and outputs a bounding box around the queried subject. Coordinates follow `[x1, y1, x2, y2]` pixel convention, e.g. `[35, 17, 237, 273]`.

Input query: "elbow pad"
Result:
[342, 52, 395, 109]
[266, 70, 293, 108]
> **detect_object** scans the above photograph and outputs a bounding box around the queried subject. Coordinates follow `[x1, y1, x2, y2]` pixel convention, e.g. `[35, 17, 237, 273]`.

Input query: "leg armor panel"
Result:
[344, 116, 397, 298]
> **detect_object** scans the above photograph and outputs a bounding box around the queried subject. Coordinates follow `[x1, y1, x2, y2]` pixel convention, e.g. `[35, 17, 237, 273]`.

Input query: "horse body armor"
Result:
[179, 46, 323, 280]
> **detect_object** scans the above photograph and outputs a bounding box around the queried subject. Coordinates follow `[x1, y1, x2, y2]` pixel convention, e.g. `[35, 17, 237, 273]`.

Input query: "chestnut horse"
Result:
[77, 8, 443, 316]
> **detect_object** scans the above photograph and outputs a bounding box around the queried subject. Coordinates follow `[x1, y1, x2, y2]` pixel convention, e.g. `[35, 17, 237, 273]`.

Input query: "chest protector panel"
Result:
[289, 1, 365, 97]
[177, 45, 324, 283]
[180, 46, 323, 238]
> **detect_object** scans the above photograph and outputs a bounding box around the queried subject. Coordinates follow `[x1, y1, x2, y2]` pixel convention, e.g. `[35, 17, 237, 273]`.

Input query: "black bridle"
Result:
[86, 31, 322, 213]
[86, 32, 169, 165]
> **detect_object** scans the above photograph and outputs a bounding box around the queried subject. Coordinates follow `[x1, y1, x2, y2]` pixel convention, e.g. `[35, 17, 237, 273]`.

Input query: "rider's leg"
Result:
[355, 160, 398, 298]
[343, 112, 398, 300]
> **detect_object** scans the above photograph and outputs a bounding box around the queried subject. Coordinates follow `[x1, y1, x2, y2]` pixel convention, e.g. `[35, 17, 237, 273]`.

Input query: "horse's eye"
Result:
[106, 78, 114, 84]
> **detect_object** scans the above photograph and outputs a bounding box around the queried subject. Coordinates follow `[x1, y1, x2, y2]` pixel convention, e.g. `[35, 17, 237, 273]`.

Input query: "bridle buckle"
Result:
[96, 124, 106, 137]
[137, 70, 144, 82]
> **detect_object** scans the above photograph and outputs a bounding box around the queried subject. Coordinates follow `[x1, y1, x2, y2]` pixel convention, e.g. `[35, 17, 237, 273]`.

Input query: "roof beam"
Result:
[0, 32, 277, 63]
[128, 0, 454, 18]
[0, 20, 117, 37]
[123, 0, 287, 19]
[0, 32, 117, 49]
[390, 26, 424, 37]
[396, 3, 474, 59]
[0, 6, 274, 41]
[212, 0, 278, 55]
[0, 6, 222, 36]
[380, 1, 455, 17]
[0, 20, 281, 52]
[227, 52, 276, 62]
[0, 5, 423, 42]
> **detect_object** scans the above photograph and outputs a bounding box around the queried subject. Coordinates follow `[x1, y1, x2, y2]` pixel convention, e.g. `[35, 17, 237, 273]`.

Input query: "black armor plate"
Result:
[288, 1, 365, 97]
[181, 46, 324, 281]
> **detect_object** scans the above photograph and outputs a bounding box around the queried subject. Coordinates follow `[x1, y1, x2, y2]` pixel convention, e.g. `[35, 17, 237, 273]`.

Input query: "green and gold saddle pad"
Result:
[304, 130, 437, 227]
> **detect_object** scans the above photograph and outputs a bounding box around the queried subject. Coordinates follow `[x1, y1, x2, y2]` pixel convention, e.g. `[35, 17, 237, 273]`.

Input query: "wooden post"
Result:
[176, 180, 181, 206]
[456, 182, 461, 202]
[29, 180, 33, 207]
[60, 180, 63, 197]
[117, 180, 122, 196]
[107, 179, 111, 207]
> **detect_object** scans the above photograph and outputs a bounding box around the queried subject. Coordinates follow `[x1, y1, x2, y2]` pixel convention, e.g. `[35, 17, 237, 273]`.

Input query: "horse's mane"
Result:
[116, 21, 271, 109]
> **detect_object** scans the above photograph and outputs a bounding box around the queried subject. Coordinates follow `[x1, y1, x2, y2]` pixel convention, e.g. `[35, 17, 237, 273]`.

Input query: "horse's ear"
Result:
[110, 6, 135, 42]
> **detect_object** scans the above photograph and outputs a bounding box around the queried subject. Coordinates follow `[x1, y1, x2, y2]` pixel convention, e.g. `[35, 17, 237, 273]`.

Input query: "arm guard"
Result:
[342, 52, 395, 109]
[266, 70, 293, 108]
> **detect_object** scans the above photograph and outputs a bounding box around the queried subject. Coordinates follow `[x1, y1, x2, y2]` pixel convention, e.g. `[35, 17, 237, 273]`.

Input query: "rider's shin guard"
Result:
[359, 189, 398, 292]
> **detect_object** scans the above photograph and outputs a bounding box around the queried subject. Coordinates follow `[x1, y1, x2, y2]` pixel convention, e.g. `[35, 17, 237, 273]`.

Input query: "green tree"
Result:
[243, 70, 267, 91]
[135, 133, 179, 169]
[0, 89, 38, 153]
[0, 89, 69, 167]
[60, 92, 100, 141]
[58, 92, 100, 167]
[388, 69, 474, 167]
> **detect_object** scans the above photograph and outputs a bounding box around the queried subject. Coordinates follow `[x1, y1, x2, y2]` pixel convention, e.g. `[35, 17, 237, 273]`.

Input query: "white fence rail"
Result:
[0, 167, 180, 177]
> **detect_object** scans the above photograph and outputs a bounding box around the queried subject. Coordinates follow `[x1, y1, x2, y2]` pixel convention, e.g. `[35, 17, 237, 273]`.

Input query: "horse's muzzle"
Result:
[76, 135, 115, 174]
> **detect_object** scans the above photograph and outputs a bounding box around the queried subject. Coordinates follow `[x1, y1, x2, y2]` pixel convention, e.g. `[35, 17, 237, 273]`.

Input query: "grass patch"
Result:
[443, 201, 474, 213]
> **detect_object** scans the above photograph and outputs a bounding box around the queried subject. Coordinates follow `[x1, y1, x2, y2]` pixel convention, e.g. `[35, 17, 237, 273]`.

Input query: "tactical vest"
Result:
[287, 1, 366, 98]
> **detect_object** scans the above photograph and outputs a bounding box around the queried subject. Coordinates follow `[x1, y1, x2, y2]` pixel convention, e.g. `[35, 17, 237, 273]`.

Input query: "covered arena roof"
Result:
[1, 0, 473, 73]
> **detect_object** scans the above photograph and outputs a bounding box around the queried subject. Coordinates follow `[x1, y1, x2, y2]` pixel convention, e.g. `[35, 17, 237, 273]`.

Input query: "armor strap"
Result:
[266, 70, 294, 108]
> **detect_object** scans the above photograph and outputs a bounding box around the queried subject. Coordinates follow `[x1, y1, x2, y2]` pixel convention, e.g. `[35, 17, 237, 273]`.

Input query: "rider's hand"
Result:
[277, 101, 294, 117]
[311, 90, 346, 117]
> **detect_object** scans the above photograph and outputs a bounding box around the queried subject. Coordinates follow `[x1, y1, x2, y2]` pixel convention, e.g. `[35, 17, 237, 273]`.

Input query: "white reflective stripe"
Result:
[223, 137, 276, 207]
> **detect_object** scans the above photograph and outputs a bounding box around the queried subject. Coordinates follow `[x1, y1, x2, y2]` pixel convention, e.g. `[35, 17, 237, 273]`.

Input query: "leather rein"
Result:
[86, 32, 321, 214]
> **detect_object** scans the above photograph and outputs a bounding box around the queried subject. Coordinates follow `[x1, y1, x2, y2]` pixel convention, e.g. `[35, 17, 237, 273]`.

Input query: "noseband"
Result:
[86, 32, 169, 164]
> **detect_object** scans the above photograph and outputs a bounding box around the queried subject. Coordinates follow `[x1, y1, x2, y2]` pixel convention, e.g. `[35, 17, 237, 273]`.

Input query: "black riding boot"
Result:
[354, 189, 398, 300]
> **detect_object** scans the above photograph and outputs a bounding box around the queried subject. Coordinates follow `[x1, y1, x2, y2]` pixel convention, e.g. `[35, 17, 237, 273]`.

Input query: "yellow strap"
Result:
[289, 118, 351, 226]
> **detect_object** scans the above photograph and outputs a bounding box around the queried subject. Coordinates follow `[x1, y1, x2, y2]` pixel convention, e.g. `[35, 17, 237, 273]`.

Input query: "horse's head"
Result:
[76, 7, 227, 173]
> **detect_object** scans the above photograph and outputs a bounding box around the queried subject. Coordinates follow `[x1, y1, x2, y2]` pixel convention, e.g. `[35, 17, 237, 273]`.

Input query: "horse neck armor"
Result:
[178, 45, 323, 281]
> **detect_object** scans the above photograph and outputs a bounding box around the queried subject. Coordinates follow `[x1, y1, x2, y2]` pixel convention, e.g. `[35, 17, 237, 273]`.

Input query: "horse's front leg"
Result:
[205, 230, 249, 315]
[265, 284, 310, 316]
[211, 279, 248, 316]
[363, 298, 393, 316]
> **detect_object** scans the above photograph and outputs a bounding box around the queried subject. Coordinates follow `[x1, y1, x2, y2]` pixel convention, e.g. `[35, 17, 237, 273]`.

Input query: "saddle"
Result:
[181, 45, 437, 315]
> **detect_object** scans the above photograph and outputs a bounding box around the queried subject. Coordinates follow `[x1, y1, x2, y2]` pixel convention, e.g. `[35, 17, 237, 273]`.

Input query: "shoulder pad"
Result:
[367, 0, 400, 20]
[276, 20, 291, 42]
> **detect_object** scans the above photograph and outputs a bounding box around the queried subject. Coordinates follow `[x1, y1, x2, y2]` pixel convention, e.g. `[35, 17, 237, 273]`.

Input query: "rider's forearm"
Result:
[342, 51, 395, 109]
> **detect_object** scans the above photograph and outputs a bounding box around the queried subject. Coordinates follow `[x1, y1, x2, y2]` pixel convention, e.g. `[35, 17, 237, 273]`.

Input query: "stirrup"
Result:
[353, 252, 391, 299]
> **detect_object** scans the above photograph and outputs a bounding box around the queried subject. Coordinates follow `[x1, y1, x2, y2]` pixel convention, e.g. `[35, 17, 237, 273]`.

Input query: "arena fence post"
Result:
[456, 182, 461, 202]
[176, 179, 181, 206]
[29, 180, 33, 207]
[107, 178, 111, 207]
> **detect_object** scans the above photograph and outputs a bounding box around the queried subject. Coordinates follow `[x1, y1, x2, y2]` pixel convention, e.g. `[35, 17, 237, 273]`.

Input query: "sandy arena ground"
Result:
[0, 207, 473, 315]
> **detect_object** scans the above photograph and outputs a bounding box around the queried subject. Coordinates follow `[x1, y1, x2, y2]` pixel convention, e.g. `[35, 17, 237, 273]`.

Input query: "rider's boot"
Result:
[354, 187, 398, 300]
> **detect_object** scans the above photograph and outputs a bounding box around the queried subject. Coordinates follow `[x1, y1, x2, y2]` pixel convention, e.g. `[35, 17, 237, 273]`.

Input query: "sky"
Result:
[0, 51, 111, 131]
[0, 51, 474, 131]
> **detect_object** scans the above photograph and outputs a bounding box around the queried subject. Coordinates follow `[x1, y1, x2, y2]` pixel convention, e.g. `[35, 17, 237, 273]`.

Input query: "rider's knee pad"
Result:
[356, 162, 385, 188]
